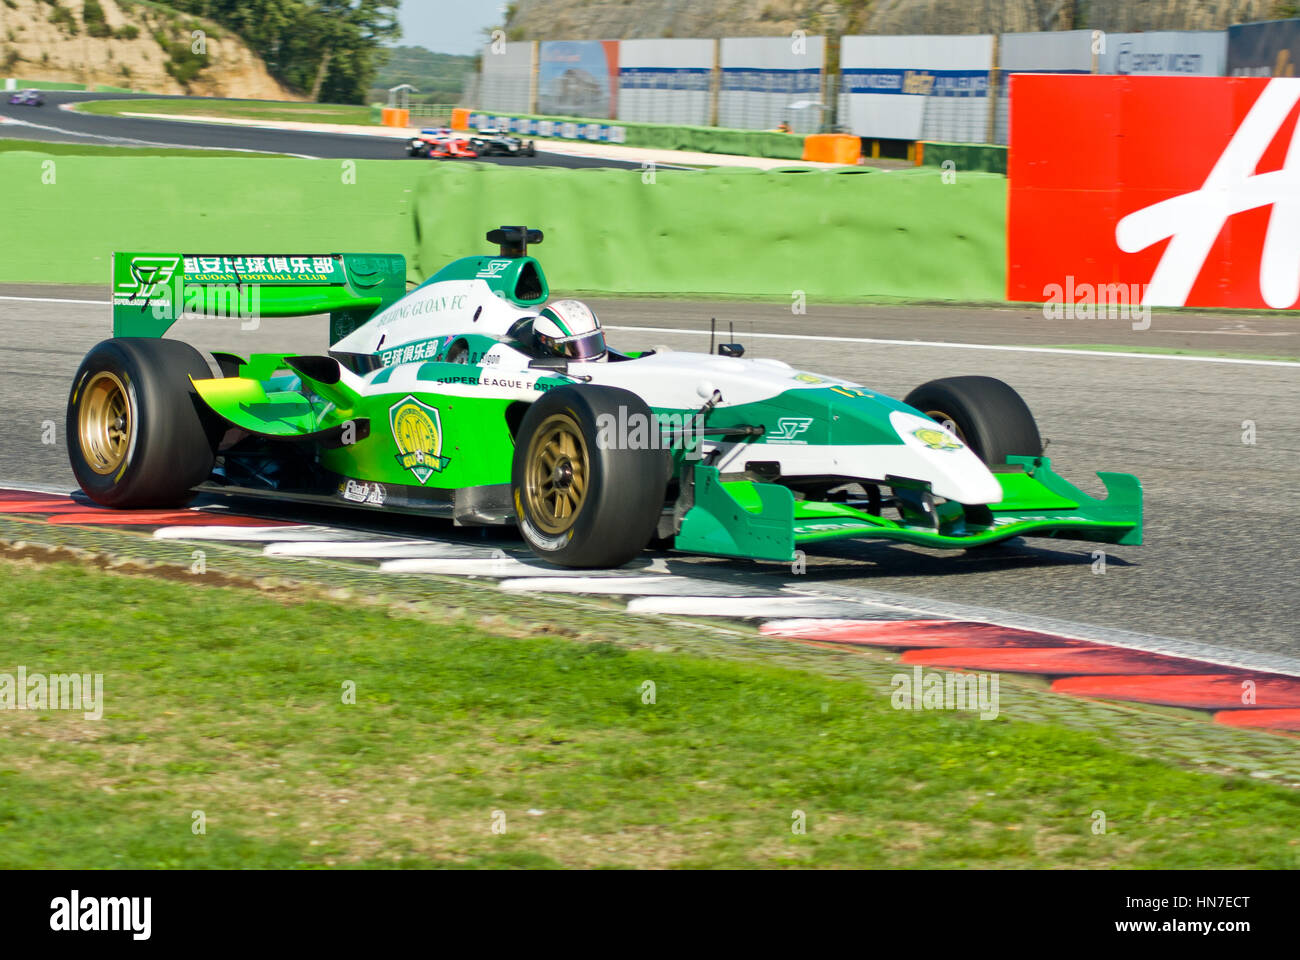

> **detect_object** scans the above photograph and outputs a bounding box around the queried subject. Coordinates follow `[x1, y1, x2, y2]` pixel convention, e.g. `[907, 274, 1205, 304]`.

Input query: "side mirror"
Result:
[717, 343, 745, 358]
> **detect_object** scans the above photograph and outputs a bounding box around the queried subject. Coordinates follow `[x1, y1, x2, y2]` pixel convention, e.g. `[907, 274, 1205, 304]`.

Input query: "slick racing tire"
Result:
[67, 338, 220, 508]
[512, 385, 668, 568]
[904, 375, 1043, 466]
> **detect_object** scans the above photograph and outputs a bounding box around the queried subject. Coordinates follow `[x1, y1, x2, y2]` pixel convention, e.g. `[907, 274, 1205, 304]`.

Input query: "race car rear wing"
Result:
[110, 251, 407, 345]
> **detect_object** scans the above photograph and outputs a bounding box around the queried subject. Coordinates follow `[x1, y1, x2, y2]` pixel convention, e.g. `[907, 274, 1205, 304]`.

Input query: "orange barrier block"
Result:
[381, 107, 410, 128]
[801, 133, 860, 165]
[450, 107, 471, 131]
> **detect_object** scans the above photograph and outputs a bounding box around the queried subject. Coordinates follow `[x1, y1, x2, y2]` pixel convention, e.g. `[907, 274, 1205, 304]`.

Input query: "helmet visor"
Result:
[540, 329, 606, 360]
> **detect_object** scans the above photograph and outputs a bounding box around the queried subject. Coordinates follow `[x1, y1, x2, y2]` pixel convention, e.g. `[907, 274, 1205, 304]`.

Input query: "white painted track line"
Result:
[154, 525, 349, 542]
[500, 575, 735, 596]
[4, 293, 1292, 366]
[605, 325, 1300, 367]
[264, 540, 496, 559]
[380, 556, 659, 578]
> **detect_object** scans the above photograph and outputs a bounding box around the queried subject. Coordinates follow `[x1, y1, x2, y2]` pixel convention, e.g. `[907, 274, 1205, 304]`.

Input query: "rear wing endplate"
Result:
[111, 251, 406, 345]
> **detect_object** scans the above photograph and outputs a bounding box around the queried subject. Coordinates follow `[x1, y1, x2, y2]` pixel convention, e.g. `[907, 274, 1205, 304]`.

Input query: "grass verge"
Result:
[0, 137, 295, 159]
[74, 98, 375, 126]
[1, 556, 1297, 869]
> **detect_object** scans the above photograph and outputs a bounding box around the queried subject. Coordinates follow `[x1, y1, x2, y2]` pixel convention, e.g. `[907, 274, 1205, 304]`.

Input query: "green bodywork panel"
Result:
[197, 353, 526, 490]
[704, 384, 913, 448]
[416, 255, 548, 308]
[673, 456, 1143, 561]
[110, 251, 406, 344]
[676, 466, 797, 562]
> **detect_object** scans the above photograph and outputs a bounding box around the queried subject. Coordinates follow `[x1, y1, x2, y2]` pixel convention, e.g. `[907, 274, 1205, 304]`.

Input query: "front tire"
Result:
[511, 386, 668, 568]
[904, 375, 1042, 466]
[67, 338, 219, 507]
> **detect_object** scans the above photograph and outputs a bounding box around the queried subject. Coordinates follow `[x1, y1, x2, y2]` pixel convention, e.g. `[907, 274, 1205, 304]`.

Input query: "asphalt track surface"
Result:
[0, 91, 640, 167]
[2, 285, 1297, 670]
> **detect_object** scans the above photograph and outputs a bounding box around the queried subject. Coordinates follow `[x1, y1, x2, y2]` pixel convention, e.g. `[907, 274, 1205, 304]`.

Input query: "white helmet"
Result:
[533, 299, 606, 361]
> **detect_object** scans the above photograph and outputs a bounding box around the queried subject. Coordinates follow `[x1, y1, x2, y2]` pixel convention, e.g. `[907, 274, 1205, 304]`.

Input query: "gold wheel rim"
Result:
[78, 371, 132, 475]
[923, 409, 966, 444]
[523, 413, 589, 535]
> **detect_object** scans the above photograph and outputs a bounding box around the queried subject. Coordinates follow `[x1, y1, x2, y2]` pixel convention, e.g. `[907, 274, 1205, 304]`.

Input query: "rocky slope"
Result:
[0, 0, 296, 98]
[502, 0, 1281, 39]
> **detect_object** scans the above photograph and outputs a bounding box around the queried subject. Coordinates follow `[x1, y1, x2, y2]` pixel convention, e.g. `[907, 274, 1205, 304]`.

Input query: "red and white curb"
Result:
[2, 487, 1296, 735]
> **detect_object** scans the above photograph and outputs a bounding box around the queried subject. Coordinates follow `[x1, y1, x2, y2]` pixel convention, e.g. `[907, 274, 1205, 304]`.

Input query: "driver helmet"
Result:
[533, 300, 606, 361]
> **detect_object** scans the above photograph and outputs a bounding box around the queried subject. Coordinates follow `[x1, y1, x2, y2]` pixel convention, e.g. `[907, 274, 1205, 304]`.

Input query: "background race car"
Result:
[406, 128, 478, 159]
[7, 89, 44, 106]
[469, 127, 537, 157]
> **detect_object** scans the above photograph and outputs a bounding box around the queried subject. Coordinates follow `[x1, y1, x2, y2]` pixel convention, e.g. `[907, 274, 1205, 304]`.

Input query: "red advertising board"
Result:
[1008, 74, 1300, 309]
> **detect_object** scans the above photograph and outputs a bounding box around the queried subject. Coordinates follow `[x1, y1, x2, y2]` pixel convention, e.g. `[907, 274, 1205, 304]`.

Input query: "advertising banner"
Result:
[618, 38, 714, 125]
[478, 41, 534, 114]
[538, 40, 621, 119]
[840, 34, 993, 142]
[1097, 31, 1226, 77]
[719, 35, 825, 133]
[1228, 19, 1300, 77]
[994, 30, 1094, 143]
[1007, 74, 1300, 310]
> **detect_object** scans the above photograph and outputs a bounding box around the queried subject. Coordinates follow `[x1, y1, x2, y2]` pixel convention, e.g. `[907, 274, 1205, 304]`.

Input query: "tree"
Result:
[169, 0, 401, 103]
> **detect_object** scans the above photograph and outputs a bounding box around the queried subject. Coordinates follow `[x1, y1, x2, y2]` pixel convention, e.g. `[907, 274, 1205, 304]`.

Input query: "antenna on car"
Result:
[486, 225, 544, 258]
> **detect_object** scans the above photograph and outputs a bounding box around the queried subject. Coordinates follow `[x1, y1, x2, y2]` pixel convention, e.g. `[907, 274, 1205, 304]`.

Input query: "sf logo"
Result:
[771, 417, 813, 440]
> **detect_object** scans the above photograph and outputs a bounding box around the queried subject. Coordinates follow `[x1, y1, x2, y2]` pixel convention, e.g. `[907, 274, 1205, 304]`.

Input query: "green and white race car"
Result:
[67, 227, 1142, 568]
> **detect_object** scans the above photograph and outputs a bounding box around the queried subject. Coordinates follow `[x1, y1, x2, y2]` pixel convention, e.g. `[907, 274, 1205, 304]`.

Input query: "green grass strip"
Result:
[0, 558, 1296, 869]
[74, 97, 375, 126]
[0, 137, 295, 159]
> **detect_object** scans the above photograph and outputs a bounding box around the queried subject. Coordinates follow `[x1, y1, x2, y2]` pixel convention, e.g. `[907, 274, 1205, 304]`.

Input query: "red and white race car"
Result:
[406, 128, 478, 159]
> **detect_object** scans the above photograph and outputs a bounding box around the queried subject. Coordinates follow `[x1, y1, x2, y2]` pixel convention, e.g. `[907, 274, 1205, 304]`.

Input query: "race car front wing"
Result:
[673, 456, 1143, 562]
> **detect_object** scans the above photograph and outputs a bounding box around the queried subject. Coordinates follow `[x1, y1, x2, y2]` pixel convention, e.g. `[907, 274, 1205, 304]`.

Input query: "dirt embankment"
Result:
[0, 0, 297, 98]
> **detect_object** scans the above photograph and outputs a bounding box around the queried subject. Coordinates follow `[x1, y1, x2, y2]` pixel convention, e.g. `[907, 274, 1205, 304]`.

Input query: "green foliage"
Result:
[48, 3, 79, 36]
[114, 25, 140, 40]
[164, 0, 401, 103]
[83, 0, 112, 38]
[371, 45, 474, 103]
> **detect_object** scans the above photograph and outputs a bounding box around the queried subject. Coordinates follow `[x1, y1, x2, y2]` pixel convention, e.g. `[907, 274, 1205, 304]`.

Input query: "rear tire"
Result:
[66, 338, 220, 507]
[904, 375, 1042, 466]
[511, 386, 668, 568]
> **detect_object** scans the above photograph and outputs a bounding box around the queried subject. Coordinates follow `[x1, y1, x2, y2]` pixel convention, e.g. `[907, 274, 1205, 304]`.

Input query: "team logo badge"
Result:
[389, 396, 450, 484]
[770, 417, 814, 442]
[476, 259, 511, 279]
[115, 256, 180, 302]
[912, 427, 962, 451]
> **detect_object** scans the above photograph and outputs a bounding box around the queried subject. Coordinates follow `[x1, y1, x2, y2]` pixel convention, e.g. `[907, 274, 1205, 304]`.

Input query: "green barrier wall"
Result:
[0, 157, 1005, 301]
[921, 142, 1008, 176]
[0, 156, 422, 285]
[413, 164, 1004, 300]
[470, 111, 808, 160]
